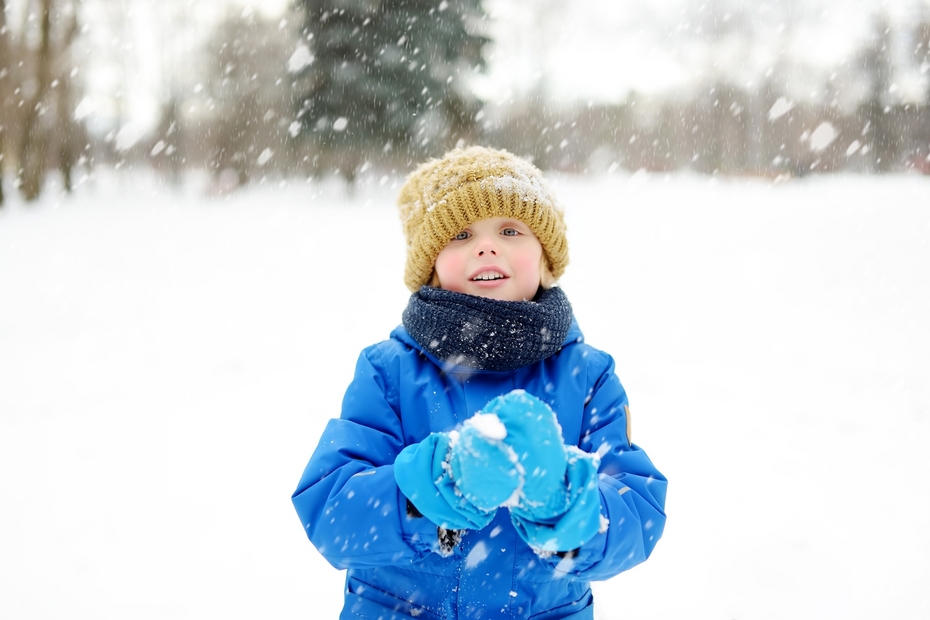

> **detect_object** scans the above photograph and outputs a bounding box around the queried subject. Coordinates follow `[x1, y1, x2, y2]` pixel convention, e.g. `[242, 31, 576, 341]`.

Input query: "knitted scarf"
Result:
[402, 286, 573, 372]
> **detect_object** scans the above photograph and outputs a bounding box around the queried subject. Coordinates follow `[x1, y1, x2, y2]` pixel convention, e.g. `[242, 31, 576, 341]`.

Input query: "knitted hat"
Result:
[397, 146, 569, 292]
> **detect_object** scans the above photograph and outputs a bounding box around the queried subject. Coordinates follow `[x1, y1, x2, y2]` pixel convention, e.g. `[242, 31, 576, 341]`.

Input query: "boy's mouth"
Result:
[472, 270, 506, 281]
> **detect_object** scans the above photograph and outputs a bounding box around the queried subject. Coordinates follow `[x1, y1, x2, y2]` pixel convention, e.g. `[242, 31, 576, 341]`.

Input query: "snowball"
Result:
[333, 117, 348, 131]
[465, 413, 507, 441]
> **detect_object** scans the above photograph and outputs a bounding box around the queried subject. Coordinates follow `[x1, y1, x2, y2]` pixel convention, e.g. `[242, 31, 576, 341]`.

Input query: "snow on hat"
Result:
[397, 146, 569, 292]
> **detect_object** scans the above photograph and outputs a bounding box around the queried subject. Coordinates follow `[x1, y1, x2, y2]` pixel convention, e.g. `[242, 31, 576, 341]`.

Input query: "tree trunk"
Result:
[0, 0, 9, 206]
[19, 0, 53, 202]
[55, 4, 79, 193]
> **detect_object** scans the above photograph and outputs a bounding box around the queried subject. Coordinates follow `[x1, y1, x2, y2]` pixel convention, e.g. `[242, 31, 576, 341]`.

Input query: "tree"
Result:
[0, 0, 10, 206]
[17, 0, 54, 201]
[293, 0, 488, 181]
[53, 2, 81, 193]
[202, 9, 298, 190]
[910, 10, 930, 104]
[13, 0, 83, 201]
[858, 13, 898, 173]
[913, 13, 930, 168]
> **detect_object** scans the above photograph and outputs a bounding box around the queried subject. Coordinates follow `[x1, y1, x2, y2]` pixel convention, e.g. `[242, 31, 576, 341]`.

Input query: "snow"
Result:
[466, 413, 508, 442]
[465, 540, 490, 569]
[1, 170, 929, 619]
[768, 97, 795, 121]
[287, 45, 313, 73]
[808, 122, 838, 152]
[114, 123, 144, 152]
[256, 148, 275, 166]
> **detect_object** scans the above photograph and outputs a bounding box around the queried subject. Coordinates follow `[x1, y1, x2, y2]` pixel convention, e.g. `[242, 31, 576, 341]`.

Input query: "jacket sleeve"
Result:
[545, 350, 667, 581]
[291, 344, 441, 569]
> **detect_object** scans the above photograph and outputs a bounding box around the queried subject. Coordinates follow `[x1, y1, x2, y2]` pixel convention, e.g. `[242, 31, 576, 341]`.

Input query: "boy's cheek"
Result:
[513, 255, 543, 282]
[434, 252, 466, 289]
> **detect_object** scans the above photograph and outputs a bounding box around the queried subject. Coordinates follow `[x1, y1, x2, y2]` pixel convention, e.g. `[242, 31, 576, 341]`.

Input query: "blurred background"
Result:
[2, 0, 930, 204]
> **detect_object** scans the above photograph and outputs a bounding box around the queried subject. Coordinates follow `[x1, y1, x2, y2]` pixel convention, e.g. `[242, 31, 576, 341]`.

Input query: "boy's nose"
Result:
[474, 235, 499, 256]
[474, 234, 499, 257]
[476, 239, 498, 256]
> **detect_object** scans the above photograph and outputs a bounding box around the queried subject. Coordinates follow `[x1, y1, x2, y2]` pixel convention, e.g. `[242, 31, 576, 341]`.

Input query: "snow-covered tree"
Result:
[293, 0, 488, 181]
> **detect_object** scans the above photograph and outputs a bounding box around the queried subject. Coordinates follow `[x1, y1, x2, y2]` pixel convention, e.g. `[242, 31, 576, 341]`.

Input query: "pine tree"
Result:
[293, 0, 488, 181]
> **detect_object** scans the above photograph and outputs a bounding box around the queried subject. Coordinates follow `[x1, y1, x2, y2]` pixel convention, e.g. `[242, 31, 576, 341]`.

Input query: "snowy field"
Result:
[1, 170, 929, 619]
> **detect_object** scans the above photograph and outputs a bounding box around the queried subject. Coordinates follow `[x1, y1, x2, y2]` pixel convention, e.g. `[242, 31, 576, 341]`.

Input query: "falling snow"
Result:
[809, 122, 838, 152]
[287, 44, 314, 73]
[767, 97, 794, 121]
[256, 148, 275, 166]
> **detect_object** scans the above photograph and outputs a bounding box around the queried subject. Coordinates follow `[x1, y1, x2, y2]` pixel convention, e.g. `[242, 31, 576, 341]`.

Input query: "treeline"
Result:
[491, 90, 930, 177]
[2, 2, 930, 206]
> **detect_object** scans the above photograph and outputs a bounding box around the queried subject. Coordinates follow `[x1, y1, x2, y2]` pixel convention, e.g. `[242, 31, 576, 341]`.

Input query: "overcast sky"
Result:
[474, 0, 930, 104]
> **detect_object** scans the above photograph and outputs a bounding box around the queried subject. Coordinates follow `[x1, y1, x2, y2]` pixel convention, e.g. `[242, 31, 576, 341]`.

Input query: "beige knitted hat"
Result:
[397, 146, 569, 292]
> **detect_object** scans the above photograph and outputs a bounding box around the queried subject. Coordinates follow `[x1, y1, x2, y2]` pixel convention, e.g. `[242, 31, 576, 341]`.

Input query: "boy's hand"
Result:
[483, 390, 604, 552]
[480, 390, 569, 517]
[448, 414, 523, 511]
[394, 390, 602, 550]
[395, 433, 497, 531]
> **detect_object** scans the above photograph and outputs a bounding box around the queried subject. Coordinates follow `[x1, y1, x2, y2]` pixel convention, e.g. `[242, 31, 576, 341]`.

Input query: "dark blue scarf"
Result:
[402, 286, 573, 372]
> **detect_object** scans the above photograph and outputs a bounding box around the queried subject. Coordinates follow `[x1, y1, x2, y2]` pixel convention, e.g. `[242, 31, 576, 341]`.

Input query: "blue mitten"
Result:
[394, 433, 495, 531]
[482, 390, 603, 552]
[394, 417, 524, 531]
[510, 447, 602, 553]
[448, 413, 523, 511]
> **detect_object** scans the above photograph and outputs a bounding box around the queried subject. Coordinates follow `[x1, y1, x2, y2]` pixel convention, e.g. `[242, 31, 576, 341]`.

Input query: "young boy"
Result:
[292, 147, 667, 620]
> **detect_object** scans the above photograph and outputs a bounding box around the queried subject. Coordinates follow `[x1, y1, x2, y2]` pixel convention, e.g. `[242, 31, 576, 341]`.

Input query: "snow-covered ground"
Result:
[1, 170, 928, 619]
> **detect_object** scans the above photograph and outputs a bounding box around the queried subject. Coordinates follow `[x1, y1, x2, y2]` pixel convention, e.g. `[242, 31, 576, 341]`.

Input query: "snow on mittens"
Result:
[395, 390, 603, 552]
[449, 413, 523, 512]
[480, 390, 603, 553]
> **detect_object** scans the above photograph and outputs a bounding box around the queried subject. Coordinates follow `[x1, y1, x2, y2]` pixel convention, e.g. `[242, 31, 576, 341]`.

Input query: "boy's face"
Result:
[434, 217, 544, 302]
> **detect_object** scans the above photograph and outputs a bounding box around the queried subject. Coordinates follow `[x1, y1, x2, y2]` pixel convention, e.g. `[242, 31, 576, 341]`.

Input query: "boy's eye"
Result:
[452, 231, 470, 241]
[501, 228, 519, 237]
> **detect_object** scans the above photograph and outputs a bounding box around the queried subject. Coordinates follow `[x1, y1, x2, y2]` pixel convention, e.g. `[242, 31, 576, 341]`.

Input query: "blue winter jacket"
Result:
[292, 319, 667, 620]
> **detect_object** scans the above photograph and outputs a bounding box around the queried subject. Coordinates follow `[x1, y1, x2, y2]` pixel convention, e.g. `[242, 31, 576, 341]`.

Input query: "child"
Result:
[292, 147, 667, 620]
